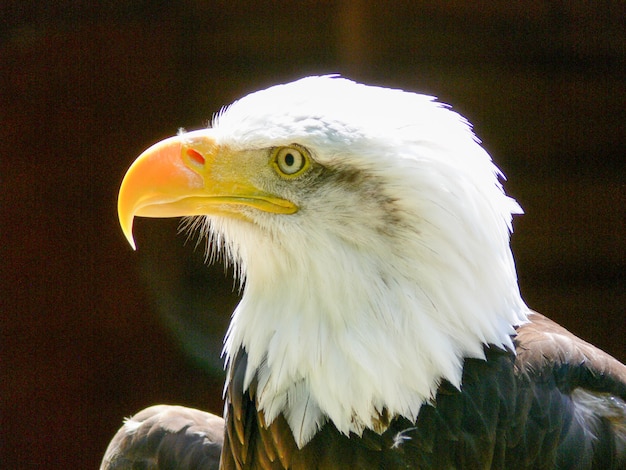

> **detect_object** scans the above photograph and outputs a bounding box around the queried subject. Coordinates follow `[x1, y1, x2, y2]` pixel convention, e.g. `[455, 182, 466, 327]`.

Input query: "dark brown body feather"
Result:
[101, 313, 626, 469]
[100, 405, 223, 470]
[220, 313, 626, 470]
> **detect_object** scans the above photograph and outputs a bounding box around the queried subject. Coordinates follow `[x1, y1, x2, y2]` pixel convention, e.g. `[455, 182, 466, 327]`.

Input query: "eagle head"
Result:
[118, 76, 528, 446]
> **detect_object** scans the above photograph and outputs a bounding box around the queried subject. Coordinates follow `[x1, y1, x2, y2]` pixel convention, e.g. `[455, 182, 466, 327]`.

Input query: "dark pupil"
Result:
[284, 152, 295, 167]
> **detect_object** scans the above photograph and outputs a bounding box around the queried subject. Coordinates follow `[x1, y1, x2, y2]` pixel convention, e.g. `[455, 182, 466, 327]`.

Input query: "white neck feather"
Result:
[219, 185, 528, 447]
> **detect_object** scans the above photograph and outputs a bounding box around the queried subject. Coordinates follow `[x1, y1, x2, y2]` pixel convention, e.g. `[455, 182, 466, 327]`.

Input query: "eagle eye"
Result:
[272, 145, 310, 178]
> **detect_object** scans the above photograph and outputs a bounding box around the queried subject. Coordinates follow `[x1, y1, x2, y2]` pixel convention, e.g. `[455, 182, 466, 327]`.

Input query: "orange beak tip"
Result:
[120, 218, 137, 250]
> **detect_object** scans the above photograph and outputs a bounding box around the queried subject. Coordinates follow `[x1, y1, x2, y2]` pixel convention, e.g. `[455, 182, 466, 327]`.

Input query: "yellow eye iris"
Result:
[272, 145, 310, 178]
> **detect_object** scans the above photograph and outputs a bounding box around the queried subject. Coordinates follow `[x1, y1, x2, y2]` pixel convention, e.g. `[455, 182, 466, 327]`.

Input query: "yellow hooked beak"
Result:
[118, 129, 297, 249]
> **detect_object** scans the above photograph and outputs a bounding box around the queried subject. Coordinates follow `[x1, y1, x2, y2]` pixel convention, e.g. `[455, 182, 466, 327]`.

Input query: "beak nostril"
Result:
[186, 148, 205, 166]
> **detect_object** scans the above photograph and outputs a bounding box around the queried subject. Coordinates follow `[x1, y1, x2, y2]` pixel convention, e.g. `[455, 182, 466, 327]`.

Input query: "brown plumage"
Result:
[101, 405, 223, 469]
[219, 312, 626, 469]
[102, 313, 626, 469]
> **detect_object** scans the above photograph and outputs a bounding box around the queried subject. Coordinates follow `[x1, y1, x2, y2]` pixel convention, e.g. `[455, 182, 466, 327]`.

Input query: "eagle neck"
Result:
[222, 229, 527, 447]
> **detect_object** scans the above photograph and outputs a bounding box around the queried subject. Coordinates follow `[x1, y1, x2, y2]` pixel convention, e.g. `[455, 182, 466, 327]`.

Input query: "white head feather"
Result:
[195, 76, 529, 447]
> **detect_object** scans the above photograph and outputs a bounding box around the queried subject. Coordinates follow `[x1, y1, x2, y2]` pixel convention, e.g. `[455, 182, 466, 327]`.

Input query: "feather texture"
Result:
[219, 313, 626, 469]
[207, 77, 529, 444]
[100, 405, 223, 470]
[106, 77, 626, 469]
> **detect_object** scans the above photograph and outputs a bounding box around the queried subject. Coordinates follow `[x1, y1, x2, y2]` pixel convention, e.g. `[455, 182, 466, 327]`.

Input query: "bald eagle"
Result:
[103, 77, 626, 469]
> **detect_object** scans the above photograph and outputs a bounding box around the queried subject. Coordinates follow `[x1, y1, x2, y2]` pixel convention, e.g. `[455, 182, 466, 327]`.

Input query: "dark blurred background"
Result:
[2, 1, 624, 468]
